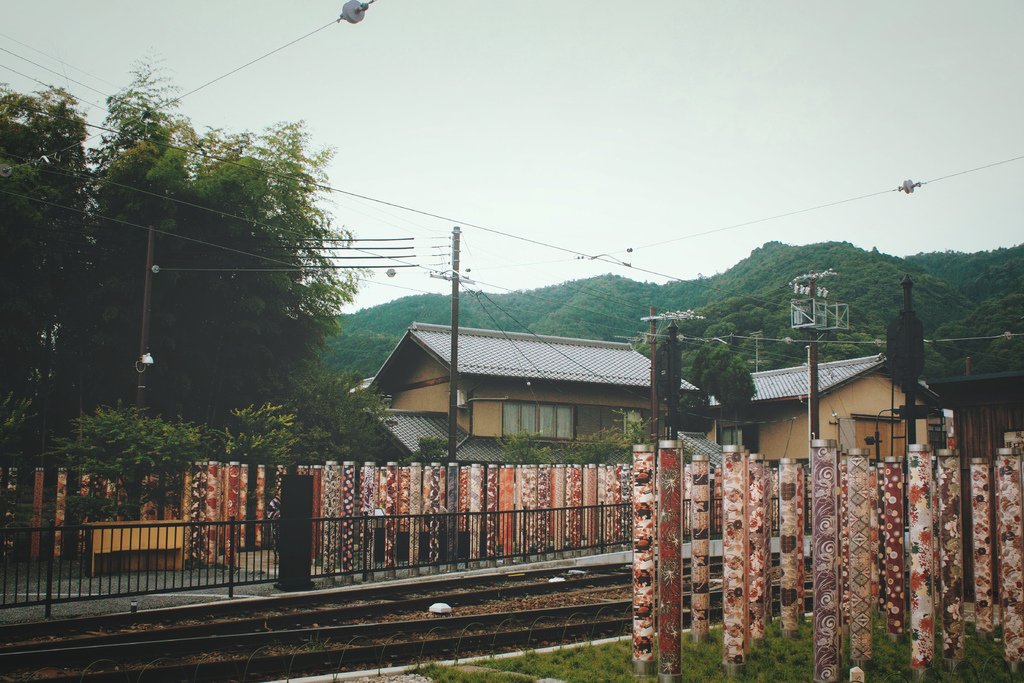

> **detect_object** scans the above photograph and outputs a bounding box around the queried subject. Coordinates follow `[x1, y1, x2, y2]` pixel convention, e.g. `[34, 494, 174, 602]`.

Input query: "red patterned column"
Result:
[996, 447, 1024, 670]
[869, 464, 879, 609]
[499, 465, 515, 556]
[341, 461, 356, 574]
[522, 464, 538, 553]
[722, 445, 748, 675]
[553, 464, 566, 553]
[384, 462, 398, 572]
[398, 466, 410, 534]
[458, 465, 469, 534]
[205, 461, 221, 563]
[568, 465, 583, 550]
[838, 454, 849, 634]
[255, 464, 266, 548]
[409, 463, 422, 570]
[780, 458, 801, 637]
[537, 464, 551, 554]
[846, 448, 873, 667]
[690, 453, 710, 643]
[936, 449, 964, 670]
[485, 465, 498, 561]
[907, 443, 935, 674]
[469, 464, 483, 562]
[632, 444, 656, 675]
[970, 458, 994, 637]
[426, 463, 441, 566]
[226, 461, 240, 521]
[796, 461, 806, 619]
[583, 464, 597, 546]
[811, 439, 840, 683]
[55, 467, 67, 556]
[239, 464, 248, 524]
[657, 440, 682, 682]
[188, 462, 205, 560]
[881, 456, 906, 638]
[360, 462, 376, 570]
[30, 467, 44, 560]
[747, 454, 769, 641]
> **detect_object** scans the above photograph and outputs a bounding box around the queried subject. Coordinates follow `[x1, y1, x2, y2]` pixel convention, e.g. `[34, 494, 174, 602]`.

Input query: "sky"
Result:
[3, 2, 1023, 313]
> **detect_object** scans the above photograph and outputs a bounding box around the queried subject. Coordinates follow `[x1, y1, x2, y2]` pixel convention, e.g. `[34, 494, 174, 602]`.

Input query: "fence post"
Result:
[228, 515, 236, 599]
[598, 503, 606, 554]
[44, 519, 56, 619]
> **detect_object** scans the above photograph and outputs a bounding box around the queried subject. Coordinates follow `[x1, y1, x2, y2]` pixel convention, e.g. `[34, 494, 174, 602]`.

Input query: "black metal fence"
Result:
[0, 503, 632, 614]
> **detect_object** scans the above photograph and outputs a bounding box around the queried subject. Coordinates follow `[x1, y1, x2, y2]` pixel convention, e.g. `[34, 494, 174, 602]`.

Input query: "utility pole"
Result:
[648, 307, 658, 441]
[447, 227, 461, 464]
[790, 269, 847, 445]
[665, 320, 680, 440]
[136, 227, 155, 409]
[886, 275, 924, 446]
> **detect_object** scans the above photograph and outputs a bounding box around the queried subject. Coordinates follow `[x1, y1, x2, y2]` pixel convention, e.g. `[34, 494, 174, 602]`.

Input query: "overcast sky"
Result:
[4, 2, 1022, 313]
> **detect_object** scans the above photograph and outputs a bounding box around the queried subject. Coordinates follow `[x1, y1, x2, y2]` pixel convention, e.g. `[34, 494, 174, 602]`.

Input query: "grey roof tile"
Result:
[409, 322, 698, 390]
[745, 354, 885, 403]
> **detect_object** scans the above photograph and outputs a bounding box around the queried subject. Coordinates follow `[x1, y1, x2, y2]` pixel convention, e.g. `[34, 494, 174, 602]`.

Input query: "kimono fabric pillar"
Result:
[499, 465, 514, 557]
[779, 458, 802, 637]
[869, 465, 879, 609]
[409, 462, 423, 573]
[996, 446, 1024, 670]
[384, 462, 398, 576]
[537, 464, 551, 557]
[360, 462, 376, 573]
[340, 462, 356, 579]
[226, 462, 240, 567]
[796, 464, 806, 618]
[907, 443, 935, 678]
[881, 455, 906, 640]
[205, 461, 221, 563]
[446, 464, 459, 568]
[485, 465, 498, 564]
[969, 457, 994, 637]
[936, 449, 964, 670]
[469, 464, 483, 564]
[746, 454, 769, 641]
[568, 465, 583, 552]
[631, 444, 656, 676]
[584, 464, 598, 547]
[838, 454, 849, 636]
[553, 465, 566, 555]
[810, 439, 840, 683]
[322, 462, 341, 574]
[30, 467, 43, 560]
[427, 463, 442, 569]
[846, 448, 873, 667]
[722, 445, 748, 677]
[690, 453, 711, 643]
[255, 464, 265, 548]
[656, 440, 683, 683]
[55, 467, 67, 557]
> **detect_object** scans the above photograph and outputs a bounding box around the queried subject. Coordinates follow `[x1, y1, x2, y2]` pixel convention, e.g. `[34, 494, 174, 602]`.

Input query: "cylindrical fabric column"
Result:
[936, 449, 964, 669]
[597, 464, 608, 548]
[722, 445, 748, 675]
[226, 461, 240, 523]
[205, 461, 221, 563]
[341, 461, 356, 574]
[445, 463, 459, 566]
[583, 464, 598, 547]
[632, 444, 657, 676]
[747, 453, 769, 641]
[881, 456, 906, 638]
[908, 443, 935, 675]
[499, 465, 515, 556]
[657, 440, 683, 683]
[189, 462, 205, 559]
[846, 448, 873, 667]
[427, 463, 441, 566]
[469, 464, 483, 561]
[553, 464, 566, 553]
[869, 464, 879, 608]
[796, 464, 806, 618]
[55, 467, 67, 557]
[996, 447, 1024, 669]
[458, 466, 469, 534]
[970, 457, 994, 637]
[485, 465, 498, 561]
[810, 439, 840, 683]
[384, 462, 398, 571]
[322, 461, 341, 573]
[568, 465, 583, 550]
[522, 464, 538, 554]
[537, 464, 551, 554]
[398, 466, 410, 538]
[780, 458, 801, 637]
[838, 454, 849, 635]
[239, 464, 248, 523]
[409, 462, 423, 568]
[690, 453, 711, 643]
[30, 467, 43, 560]
[360, 462, 376, 571]
[255, 464, 266, 547]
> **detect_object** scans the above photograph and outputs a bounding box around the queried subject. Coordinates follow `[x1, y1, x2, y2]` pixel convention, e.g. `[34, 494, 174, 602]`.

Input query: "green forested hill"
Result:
[324, 241, 1024, 379]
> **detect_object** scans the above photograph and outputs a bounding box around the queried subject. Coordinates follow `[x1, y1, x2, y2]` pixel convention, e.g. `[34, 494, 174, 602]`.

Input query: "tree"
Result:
[223, 403, 297, 466]
[688, 344, 756, 429]
[498, 433, 553, 464]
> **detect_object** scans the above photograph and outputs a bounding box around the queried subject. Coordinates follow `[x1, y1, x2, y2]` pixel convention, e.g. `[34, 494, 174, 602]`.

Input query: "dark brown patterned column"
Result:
[690, 453, 710, 643]
[632, 444, 656, 676]
[657, 440, 682, 683]
[811, 439, 840, 683]
[881, 456, 905, 639]
[936, 449, 964, 670]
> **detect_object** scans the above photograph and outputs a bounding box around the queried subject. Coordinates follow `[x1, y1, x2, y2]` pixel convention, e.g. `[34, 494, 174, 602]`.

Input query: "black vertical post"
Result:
[598, 503, 606, 554]
[228, 515, 235, 599]
[136, 227, 155, 409]
[666, 320, 680, 439]
[274, 475, 313, 591]
[901, 275, 918, 445]
[44, 519, 55, 619]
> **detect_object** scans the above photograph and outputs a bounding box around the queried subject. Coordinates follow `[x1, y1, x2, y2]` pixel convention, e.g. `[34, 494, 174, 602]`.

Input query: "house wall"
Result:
[711, 372, 930, 460]
[389, 353, 451, 413]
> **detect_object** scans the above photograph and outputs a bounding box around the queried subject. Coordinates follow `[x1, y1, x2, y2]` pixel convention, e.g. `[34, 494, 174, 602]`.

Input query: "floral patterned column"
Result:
[657, 440, 683, 683]
[553, 464, 566, 553]
[55, 467, 67, 557]
[568, 464, 583, 551]
[322, 461, 341, 573]
[360, 462, 376, 571]
[811, 439, 840, 683]
[30, 467, 43, 560]
[869, 464, 879, 609]
[427, 463, 441, 567]
[996, 447, 1024, 670]
[446, 463, 459, 566]
[537, 464, 551, 554]
[584, 464, 598, 546]
[846, 448, 873, 667]
[907, 443, 935, 675]
[469, 464, 483, 562]
[780, 458, 802, 637]
[747, 453, 769, 641]
[613, 463, 624, 541]
[485, 465, 498, 562]
[796, 462, 806, 618]
[189, 462, 205, 559]
[255, 464, 266, 548]
[936, 449, 964, 669]
[341, 461, 356, 574]
[205, 461, 221, 563]
[522, 464, 538, 554]
[632, 444, 657, 676]
[881, 456, 906, 639]
[690, 453, 711, 643]
[384, 462, 398, 573]
[838, 455, 849, 634]
[970, 457, 994, 637]
[499, 465, 515, 557]
[722, 444, 748, 676]
[409, 462, 422, 570]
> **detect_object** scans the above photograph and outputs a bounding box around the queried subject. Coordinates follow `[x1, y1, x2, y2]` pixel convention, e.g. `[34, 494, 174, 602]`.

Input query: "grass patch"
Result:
[417, 618, 1023, 682]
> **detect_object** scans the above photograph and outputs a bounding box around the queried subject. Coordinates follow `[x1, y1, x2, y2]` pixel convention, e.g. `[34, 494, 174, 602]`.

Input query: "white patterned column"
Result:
[907, 443, 934, 675]
[846, 448, 872, 667]
[722, 445, 748, 676]
[970, 457, 994, 637]
[936, 449, 964, 670]
[631, 444, 656, 676]
[996, 447, 1024, 670]
[810, 439, 840, 683]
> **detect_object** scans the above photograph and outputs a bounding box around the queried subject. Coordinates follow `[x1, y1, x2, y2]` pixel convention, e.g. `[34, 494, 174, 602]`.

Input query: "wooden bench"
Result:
[88, 521, 185, 576]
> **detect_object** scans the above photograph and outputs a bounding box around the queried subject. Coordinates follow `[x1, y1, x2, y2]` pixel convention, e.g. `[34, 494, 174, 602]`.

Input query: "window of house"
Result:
[718, 424, 759, 451]
[503, 402, 573, 440]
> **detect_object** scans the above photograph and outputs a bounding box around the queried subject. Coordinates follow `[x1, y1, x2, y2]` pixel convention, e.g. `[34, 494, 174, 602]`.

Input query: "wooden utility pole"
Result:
[447, 226, 461, 464]
[808, 277, 819, 440]
[136, 227, 155, 409]
[648, 307, 658, 441]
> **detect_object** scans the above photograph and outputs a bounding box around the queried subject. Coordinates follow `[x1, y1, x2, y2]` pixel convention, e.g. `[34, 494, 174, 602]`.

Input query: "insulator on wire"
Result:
[340, 0, 369, 23]
[899, 179, 921, 194]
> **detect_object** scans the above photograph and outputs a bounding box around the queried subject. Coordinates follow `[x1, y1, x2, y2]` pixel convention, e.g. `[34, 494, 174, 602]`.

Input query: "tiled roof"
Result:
[680, 431, 723, 469]
[407, 322, 698, 390]
[744, 354, 886, 403]
[383, 411, 464, 454]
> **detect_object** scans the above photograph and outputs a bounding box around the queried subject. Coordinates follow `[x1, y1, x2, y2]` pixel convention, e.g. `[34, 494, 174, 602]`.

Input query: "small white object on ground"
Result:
[428, 602, 452, 614]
